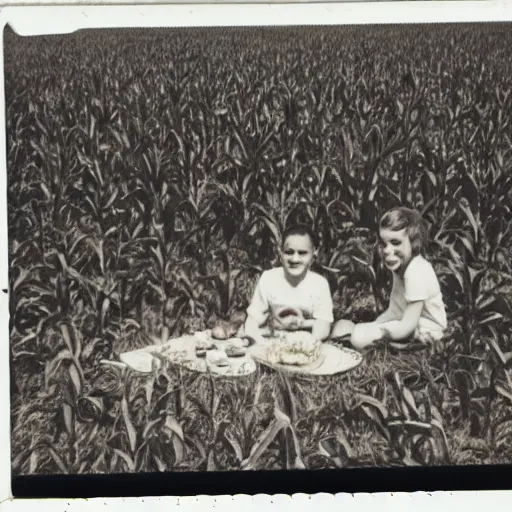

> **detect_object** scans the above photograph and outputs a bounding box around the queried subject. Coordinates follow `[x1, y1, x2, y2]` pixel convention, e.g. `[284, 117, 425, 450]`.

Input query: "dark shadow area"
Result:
[12, 464, 512, 498]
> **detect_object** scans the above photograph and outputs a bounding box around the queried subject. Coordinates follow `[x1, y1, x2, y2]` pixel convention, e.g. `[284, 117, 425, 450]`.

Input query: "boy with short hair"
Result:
[242, 223, 334, 344]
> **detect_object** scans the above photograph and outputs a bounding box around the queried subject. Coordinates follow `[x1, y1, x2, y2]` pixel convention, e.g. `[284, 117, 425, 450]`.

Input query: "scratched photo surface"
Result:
[6, 23, 512, 477]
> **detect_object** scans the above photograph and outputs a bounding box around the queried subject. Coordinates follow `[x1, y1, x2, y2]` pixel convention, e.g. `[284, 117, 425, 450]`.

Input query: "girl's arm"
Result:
[375, 308, 398, 324]
[379, 301, 424, 341]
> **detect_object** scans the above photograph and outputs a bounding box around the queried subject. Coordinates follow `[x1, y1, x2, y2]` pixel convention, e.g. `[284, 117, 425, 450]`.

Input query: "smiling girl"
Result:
[242, 224, 334, 344]
[333, 207, 447, 351]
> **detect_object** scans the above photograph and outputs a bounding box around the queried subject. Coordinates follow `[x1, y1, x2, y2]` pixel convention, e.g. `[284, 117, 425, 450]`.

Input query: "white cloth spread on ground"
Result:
[246, 267, 334, 326]
[388, 254, 447, 336]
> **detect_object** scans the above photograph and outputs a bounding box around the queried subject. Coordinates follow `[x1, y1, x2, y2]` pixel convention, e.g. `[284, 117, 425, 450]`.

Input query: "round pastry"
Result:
[196, 339, 215, 351]
[226, 345, 246, 358]
[195, 348, 207, 358]
[206, 349, 230, 367]
[195, 330, 212, 341]
[212, 320, 238, 340]
[225, 337, 246, 348]
[215, 357, 229, 367]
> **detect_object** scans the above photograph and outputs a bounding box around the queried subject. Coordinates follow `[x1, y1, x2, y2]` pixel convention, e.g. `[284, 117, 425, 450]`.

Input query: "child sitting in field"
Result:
[241, 223, 334, 344]
[332, 207, 447, 351]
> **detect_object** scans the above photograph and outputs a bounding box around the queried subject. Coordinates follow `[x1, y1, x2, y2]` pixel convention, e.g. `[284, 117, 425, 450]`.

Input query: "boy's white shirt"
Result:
[388, 254, 447, 333]
[247, 267, 334, 326]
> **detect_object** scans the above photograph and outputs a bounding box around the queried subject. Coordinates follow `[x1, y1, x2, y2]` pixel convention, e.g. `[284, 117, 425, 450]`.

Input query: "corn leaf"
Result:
[121, 397, 137, 453]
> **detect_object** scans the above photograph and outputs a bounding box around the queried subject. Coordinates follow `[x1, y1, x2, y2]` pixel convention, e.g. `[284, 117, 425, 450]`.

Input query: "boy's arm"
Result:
[243, 273, 269, 343]
[304, 276, 334, 341]
[243, 315, 267, 344]
[311, 319, 332, 341]
[290, 318, 331, 341]
[379, 301, 424, 341]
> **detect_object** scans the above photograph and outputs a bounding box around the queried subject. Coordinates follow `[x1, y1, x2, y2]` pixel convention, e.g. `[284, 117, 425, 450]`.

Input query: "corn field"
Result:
[6, 23, 512, 477]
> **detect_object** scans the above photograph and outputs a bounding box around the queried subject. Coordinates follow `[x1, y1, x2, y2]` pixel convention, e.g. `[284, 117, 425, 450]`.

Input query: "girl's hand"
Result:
[379, 326, 391, 340]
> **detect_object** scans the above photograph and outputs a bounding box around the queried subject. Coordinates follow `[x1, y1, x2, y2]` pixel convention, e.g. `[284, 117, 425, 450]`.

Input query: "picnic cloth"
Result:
[104, 331, 363, 377]
[113, 333, 257, 377]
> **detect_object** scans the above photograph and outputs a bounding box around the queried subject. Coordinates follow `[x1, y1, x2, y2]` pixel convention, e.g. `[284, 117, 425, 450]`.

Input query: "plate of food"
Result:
[249, 331, 363, 376]
[307, 345, 363, 375]
[249, 331, 325, 374]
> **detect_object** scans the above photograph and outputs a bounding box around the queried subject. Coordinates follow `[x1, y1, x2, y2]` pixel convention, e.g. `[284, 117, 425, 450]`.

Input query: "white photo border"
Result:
[2, 0, 512, 507]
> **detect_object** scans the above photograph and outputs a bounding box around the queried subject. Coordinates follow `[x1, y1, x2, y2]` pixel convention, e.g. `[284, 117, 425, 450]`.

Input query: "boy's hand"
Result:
[272, 315, 303, 331]
[272, 307, 304, 331]
[283, 315, 303, 331]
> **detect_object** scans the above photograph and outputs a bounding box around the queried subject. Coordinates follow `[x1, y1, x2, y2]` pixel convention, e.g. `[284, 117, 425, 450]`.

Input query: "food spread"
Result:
[193, 330, 249, 365]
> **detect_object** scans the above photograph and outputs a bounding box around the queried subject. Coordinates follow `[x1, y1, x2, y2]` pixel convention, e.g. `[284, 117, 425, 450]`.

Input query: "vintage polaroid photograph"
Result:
[4, 2, 512, 498]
